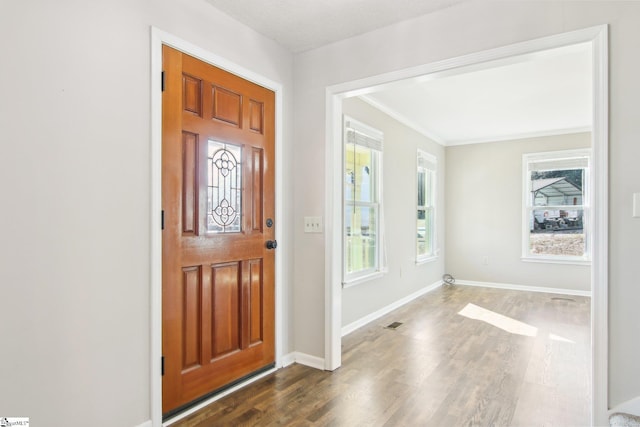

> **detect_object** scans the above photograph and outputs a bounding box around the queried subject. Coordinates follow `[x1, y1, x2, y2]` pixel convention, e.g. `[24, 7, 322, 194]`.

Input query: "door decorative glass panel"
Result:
[207, 140, 242, 233]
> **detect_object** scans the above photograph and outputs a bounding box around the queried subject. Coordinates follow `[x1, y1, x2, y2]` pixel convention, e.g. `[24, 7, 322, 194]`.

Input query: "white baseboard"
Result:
[341, 280, 442, 337]
[281, 352, 296, 367]
[455, 279, 591, 297]
[610, 395, 640, 417]
[135, 421, 152, 427]
[285, 352, 325, 370]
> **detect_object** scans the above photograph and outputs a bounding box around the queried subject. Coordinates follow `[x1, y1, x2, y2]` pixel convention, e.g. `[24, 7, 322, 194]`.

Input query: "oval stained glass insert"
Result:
[207, 140, 242, 233]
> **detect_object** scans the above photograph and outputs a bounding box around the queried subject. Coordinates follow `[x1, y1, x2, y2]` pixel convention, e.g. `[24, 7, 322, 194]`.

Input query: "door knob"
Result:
[266, 240, 278, 250]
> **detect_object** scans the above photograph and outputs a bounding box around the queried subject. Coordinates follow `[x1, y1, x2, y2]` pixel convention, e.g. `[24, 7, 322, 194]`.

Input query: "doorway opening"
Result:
[325, 25, 608, 425]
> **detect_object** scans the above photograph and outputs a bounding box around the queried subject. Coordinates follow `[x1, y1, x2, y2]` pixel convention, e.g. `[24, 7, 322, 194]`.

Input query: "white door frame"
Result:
[150, 27, 285, 427]
[325, 25, 608, 425]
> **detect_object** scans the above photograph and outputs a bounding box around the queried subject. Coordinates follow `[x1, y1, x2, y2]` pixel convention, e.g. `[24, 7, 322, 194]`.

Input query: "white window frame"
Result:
[342, 116, 384, 286]
[522, 148, 591, 265]
[416, 149, 437, 263]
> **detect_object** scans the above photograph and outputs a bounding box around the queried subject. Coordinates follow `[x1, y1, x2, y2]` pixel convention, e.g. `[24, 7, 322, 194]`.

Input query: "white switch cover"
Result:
[634, 193, 640, 218]
[304, 216, 323, 233]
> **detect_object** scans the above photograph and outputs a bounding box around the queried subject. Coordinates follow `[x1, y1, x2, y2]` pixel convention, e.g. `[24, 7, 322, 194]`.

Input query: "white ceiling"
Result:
[361, 43, 593, 146]
[204, 0, 593, 146]
[205, 0, 466, 53]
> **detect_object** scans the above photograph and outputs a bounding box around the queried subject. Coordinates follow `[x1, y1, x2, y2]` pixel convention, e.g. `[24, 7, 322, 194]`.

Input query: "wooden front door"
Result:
[162, 45, 276, 415]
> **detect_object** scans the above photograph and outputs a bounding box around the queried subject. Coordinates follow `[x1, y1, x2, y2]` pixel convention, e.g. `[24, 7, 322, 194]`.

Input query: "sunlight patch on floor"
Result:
[458, 303, 538, 337]
[458, 303, 575, 343]
[549, 333, 575, 343]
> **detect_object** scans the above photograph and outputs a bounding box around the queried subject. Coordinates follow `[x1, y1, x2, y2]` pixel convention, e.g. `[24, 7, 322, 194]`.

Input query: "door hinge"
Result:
[161, 356, 165, 376]
[161, 210, 165, 230]
[161, 71, 165, 92]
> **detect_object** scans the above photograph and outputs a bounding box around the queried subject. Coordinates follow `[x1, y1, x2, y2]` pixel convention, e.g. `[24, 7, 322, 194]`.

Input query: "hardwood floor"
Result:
[169, 285, 591, 426]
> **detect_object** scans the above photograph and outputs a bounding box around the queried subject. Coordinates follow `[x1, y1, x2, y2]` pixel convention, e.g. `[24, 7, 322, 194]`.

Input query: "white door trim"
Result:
[325, 24, 608, 425]
[150, 26, 285, 427]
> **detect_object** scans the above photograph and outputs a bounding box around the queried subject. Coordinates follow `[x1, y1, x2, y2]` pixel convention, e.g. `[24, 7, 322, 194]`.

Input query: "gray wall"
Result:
[293, 0, 640, 411]
[0, 1, 294, 426]
[2, 0, 640, 424]
[445, 133, 591, 292]
[341, 97, 445, 327]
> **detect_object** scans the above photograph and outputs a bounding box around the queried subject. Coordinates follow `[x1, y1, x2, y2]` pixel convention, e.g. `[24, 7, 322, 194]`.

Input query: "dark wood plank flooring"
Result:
[169, 285, 591, 426]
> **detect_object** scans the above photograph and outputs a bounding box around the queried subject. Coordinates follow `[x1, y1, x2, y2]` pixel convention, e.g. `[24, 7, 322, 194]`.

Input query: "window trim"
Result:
[342, 116, 384, 286]
[416, 149, 437, 263]
[522, 148, 591, 264]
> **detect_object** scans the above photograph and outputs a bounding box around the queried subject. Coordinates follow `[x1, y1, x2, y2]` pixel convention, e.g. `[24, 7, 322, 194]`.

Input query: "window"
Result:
[522, 149, 591, 263]
[343, 117, 383, 285]
[417, 150, 436, 262]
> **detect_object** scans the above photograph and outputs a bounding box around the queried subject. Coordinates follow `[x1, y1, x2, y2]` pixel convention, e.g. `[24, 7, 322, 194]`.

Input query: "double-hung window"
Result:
[343, 116, 383, 285]
[523, 148, 591, 263]
[417, 150, 436, 262]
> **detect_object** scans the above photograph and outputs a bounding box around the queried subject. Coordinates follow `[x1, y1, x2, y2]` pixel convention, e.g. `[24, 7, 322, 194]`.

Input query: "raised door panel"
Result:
[248, 259, 263, 345]
[249, 99, 264, 134]
[181, 266, 202, 373]
[183, 74, 202, 116]
[211, 262, 241, 359]
[250, 148, 263, 232]
[182, 131, 199, 235]
[212, 85, 242, 127]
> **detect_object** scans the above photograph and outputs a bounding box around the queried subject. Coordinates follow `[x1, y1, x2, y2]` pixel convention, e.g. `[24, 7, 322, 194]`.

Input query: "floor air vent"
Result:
[385, 321, 403, 330]
[551, 297, 576, 302]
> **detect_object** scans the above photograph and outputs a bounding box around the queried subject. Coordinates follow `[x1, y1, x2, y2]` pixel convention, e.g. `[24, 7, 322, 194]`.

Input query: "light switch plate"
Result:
[633, 193, 640, 218]
[304, 216, 323, 233]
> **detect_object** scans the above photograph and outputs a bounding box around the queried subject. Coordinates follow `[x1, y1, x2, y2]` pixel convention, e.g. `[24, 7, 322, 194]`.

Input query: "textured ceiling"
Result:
[205, 0, 466, 53]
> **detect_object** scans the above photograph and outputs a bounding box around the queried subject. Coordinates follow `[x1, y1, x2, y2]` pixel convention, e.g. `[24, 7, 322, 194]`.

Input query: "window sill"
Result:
[521, 256, 591, 266]
[416, 255, 438, 265]
[342, 270, 386, 288]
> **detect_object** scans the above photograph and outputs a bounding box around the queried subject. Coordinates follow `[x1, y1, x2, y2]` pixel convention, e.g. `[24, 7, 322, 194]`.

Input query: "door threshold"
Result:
[162, 363, 276, 425]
